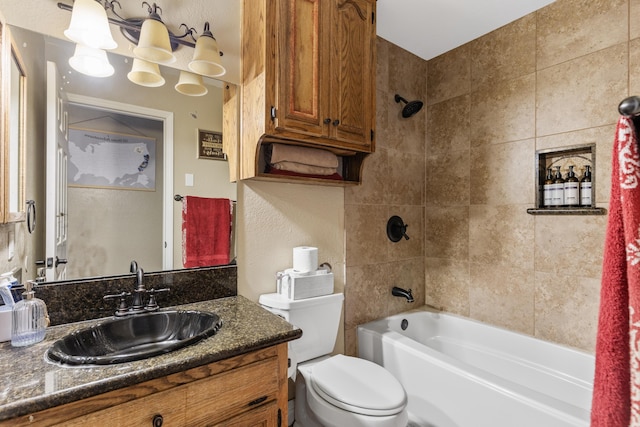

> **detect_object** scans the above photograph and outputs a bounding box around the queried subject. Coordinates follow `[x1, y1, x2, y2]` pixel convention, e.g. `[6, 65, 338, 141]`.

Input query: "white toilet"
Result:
[259, 292, 408, 427]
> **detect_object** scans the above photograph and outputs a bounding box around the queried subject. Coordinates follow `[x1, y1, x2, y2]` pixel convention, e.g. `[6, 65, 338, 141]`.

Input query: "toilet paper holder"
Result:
[387, 216, 409, 242]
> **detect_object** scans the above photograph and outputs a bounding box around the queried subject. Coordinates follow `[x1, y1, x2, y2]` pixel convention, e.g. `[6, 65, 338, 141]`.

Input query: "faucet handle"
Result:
[104, 291, 131, 316]
[145, 288, 170, 311]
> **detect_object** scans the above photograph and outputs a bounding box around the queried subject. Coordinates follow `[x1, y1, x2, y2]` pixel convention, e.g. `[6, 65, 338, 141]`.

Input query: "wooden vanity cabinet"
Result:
[4, 344, 288, 427]
[240, 0, 376, 183]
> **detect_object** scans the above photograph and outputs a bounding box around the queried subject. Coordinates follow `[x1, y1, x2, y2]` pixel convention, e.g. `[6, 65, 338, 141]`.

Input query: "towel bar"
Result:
[618, 96, 640, 117]
[174, 194, 236, 204]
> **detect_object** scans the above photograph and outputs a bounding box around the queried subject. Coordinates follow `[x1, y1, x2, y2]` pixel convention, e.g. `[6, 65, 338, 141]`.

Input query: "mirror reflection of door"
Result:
[45, 61, 68, 281]
[65, 105, 164, 279]
[46, 62, 166, 280]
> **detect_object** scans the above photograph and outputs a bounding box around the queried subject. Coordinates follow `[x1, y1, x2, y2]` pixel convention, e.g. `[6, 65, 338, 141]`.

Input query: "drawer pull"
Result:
[152, 414, 164, 427]
[248, 395, 268, 406]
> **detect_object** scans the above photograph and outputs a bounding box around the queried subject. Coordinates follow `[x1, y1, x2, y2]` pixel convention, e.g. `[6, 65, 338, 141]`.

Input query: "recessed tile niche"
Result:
[527, 144, 606, 215]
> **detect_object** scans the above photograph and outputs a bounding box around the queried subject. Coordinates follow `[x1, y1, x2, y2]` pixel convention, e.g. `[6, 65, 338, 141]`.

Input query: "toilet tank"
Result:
[259, 292, 344, 364]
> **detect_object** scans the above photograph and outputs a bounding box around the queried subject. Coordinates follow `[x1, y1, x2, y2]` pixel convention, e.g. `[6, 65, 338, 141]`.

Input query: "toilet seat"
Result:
[309, 355, 407, 416]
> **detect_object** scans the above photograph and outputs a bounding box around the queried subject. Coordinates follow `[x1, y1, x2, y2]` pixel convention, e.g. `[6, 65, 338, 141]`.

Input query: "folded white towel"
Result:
[270, 143, 339, 168]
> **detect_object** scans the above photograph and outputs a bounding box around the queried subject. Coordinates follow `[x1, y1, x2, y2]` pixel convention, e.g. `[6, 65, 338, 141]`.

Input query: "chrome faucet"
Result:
[392, 286, 414, 303]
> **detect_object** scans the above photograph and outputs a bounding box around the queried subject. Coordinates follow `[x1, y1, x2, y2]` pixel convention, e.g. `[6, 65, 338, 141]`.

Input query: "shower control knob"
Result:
[332, 119, 340, 126]
[323, 118, 331, 124]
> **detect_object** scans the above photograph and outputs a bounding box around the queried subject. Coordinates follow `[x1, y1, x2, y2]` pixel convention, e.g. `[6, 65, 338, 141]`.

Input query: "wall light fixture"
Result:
[58, 0, 224, 93]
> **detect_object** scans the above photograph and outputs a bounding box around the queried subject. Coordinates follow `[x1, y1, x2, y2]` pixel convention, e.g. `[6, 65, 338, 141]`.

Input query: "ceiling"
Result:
[0, 0, 557, 85]
[377, 0, 557, 61]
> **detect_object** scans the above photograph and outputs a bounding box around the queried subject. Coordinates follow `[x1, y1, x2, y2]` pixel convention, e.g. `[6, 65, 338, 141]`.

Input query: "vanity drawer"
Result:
[53, 387, 187, 426]
[185, 355, 281, 425]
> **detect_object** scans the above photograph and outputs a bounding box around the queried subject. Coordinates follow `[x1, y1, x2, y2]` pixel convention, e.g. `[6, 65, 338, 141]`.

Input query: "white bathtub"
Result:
[357, 308, 594, 427]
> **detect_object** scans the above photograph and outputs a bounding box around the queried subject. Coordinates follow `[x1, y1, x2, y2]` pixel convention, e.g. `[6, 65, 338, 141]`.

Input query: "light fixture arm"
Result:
[57, 1, 222, 52]
[142, 2, 162, 21]
[104, 0, 123, 20]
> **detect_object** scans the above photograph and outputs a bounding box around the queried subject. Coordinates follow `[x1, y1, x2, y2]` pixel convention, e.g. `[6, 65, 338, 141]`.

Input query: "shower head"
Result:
[395, 94, 423, 118]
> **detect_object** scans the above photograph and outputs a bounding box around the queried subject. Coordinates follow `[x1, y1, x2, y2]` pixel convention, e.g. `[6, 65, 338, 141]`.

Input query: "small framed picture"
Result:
[197, 129, 226, 160]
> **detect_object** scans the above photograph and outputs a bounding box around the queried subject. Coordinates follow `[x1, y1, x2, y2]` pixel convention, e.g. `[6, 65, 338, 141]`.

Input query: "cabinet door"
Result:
[328, 0, 375, 149]
[276, 0, 329, 138]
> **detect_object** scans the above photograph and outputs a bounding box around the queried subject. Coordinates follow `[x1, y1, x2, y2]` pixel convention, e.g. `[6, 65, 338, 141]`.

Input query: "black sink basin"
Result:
[47, 310, 222, 365]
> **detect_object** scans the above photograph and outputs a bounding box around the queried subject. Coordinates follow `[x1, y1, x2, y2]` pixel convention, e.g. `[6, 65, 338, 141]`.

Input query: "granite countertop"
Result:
[0, 296, 302, 422]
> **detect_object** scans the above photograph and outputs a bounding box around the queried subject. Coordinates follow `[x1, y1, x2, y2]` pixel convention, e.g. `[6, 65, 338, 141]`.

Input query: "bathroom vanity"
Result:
[0, 297, 301, 427]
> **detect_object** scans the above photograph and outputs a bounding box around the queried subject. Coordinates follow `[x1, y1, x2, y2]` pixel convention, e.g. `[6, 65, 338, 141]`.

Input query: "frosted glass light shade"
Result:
[175, 71, 208, 96]
[127, 58, 165, 87]
[69, 44, 114, 78]
[188, 34, 225, 78]
[64, 0, 117, 50]
[133, 18, 176, 64]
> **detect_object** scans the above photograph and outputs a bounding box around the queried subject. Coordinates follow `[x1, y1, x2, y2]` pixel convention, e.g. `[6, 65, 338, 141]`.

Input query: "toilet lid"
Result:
[310, 355, 407, 416]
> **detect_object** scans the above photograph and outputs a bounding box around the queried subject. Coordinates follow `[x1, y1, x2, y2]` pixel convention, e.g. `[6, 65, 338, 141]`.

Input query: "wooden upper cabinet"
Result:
[275, 0, 375, 150]
[328, 0, 375, 147]
[275, 0, 326, 139]
[240, 0, 376, 183]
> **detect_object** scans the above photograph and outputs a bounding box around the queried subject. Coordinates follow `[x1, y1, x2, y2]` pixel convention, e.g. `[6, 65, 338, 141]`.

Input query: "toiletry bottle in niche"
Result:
[581, 165, 592, 207]
[563, 165, 580, 206]
[543, 168, 554, 207]
[11, 281, 49, 347]
[551, 166, 564, 206]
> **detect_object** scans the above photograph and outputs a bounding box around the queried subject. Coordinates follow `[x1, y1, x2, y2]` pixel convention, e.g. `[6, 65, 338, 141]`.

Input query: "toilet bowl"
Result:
[294, 355, 408, 427]
[258, 292, 408, 426]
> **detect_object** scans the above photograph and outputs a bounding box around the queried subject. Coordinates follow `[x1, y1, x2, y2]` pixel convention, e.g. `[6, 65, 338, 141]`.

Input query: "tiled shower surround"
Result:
[344, 0, 637, 354]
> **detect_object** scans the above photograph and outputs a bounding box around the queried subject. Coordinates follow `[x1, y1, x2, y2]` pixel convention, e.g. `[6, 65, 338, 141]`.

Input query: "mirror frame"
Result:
[1, 22, 27, 223]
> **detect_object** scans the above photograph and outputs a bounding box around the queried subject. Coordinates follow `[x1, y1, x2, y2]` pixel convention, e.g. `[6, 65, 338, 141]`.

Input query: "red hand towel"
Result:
[182, 196, 231, 268]
[592, 116, 640, 426]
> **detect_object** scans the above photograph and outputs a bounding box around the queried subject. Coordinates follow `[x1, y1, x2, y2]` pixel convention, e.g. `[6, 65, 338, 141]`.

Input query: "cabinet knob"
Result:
[332, 119, 340, 126]
[152, 414, 163, 427]
[323, 118, 331, 124]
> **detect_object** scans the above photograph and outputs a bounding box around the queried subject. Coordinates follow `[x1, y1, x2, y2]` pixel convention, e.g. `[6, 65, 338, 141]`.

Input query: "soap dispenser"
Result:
[11, 281, 49, 347]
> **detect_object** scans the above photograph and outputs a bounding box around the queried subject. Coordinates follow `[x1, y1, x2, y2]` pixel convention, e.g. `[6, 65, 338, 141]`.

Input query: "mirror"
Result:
[0, 8, 238, 283]
[1, 24, 27, 224]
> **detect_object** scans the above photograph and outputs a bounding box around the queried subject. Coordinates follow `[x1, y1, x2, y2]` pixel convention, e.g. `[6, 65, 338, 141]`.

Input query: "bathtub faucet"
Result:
[392, 286, 414, 303]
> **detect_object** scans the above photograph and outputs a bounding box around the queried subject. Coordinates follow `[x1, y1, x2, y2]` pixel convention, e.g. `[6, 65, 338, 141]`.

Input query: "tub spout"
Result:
[392, 286, 414, 303]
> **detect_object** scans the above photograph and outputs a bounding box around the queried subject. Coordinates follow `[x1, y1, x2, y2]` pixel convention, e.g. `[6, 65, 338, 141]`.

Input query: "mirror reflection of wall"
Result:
[0, 25, 236, 283]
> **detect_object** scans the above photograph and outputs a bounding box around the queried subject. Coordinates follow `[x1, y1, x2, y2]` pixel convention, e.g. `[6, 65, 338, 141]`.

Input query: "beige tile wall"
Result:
[345, 0, 632, 355]
[343, 37, 427, 356]
[425, 0, 629, 352]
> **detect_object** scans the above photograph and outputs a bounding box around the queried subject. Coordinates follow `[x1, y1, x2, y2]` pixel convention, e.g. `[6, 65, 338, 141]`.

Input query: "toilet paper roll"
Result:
[293, 246, 318, 273]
